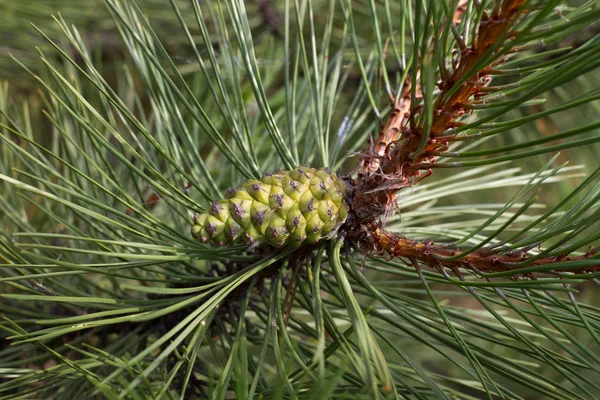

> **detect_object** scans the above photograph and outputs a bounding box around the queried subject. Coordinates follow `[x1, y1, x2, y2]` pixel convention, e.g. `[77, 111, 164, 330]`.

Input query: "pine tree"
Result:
[1, 0, 600, 398]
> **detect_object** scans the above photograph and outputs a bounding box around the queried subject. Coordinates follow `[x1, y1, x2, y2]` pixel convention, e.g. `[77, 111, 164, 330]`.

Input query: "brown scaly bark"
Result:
[347, 0, 600, 276]
[370, 227, 600, 275]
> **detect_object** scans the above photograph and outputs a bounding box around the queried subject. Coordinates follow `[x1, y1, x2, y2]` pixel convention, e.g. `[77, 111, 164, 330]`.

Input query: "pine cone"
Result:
[191, 167, 349, 247]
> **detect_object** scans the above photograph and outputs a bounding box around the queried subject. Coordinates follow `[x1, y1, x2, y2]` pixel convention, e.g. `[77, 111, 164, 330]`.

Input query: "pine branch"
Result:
[359, 79, 414, 177]
[369, 226, 600, 275]
[353, 0, 528, 221]
[347, 0, 600, 277]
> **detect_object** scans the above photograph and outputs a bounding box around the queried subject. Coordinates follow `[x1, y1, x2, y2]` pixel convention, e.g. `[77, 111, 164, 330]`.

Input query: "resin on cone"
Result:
[191, 167, 349, 247]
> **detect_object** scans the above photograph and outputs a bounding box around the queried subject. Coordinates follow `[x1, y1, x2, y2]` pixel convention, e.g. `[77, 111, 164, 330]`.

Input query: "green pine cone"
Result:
[191, 167, 349, 247]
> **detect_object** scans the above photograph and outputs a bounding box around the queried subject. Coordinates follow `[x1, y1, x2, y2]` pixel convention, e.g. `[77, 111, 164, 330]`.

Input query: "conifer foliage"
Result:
[1, 0, 600, 398]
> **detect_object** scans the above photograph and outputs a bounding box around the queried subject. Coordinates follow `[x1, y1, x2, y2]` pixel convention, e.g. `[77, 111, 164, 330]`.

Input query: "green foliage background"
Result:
[1, 0, 600, 399]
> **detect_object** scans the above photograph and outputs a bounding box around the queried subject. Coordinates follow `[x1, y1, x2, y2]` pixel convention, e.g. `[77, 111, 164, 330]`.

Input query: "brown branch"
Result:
[352, 0, 528, 224]
[360, 80, 414, 176]
[342, 1, 600, 278]
[429, 0, 527, 136]
[369, 226, 600, 275]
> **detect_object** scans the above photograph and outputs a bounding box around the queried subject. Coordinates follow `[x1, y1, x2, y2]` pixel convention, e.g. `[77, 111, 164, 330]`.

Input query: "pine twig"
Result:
[346, 0, 600, 277]
[359, 79, 414, 177]
[369, 226, 600, 275]
[352, 0, 528, 223]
